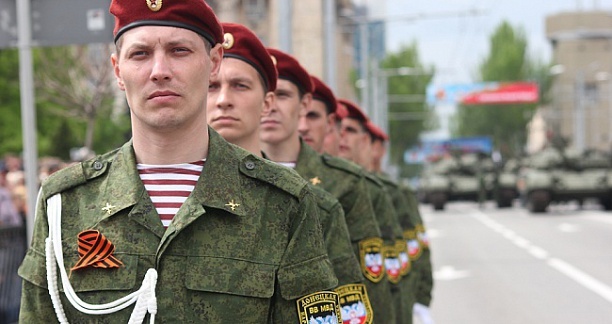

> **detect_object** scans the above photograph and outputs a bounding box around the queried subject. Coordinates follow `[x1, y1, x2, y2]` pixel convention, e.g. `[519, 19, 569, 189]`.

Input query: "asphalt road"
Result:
[420, 200, 612, 324]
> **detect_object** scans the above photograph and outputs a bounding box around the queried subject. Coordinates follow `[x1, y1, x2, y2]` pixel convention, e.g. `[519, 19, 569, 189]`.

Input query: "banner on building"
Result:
[427, 82, 539, 105]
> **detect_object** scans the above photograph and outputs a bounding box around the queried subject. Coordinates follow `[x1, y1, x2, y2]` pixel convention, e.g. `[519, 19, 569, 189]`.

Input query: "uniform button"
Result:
[245, 161, 255, 170]
[93, 161, 103, 170]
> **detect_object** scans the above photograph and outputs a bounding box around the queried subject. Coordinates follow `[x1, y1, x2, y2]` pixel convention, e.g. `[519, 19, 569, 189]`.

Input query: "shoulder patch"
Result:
[358, 237, 384, 283]
[321, 154, 364, 178]
[239, 154, 308, 198]
[297, 291, 342, 324]
[335, 283, 373, 324]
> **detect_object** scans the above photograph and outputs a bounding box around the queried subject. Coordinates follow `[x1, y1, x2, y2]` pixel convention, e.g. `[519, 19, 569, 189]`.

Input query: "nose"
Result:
[298, 115, 309, 135]
[150, 53, 172, 82]
[214, 84, 233, 110]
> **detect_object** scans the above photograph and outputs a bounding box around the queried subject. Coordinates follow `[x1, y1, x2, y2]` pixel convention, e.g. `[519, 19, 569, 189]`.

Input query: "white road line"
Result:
[548, 258, 612, 303]
[470, 209, 612, 304]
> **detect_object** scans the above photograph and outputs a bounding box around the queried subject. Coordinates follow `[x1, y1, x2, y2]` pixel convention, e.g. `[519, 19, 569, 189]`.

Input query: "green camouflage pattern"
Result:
[18, 129, 337, 323]
[307, 183, 364, 286]
[363, 172, 409, 324]
[401, 186, 434, 307]
[295, 143, 396, 323]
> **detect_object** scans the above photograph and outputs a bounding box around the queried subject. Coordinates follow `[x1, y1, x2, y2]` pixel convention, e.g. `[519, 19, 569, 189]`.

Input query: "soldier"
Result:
[335, 99, 414, 323]
[367, 121, 435, 324]
[207, 22, 362, 323]
[18, 1, 340, 323]
[260, 48, 392, 323]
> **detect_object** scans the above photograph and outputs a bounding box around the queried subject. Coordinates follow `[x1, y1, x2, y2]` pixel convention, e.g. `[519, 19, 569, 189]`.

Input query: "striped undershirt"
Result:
[137, 159, 205, 228]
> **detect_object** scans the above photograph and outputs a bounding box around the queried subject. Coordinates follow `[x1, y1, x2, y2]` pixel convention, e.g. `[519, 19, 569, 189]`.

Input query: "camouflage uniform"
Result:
[19, 129, 338, 323]
[376, 173, 421, 324]
[295, 141, 396, 323]
[401, 185, 434, 308]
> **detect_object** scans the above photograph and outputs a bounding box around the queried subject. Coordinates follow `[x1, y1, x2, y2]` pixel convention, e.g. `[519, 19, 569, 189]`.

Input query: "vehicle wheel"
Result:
[496, 188, 515, 208]
[429, 192, 447, 211]
[527, 190, 550, 213]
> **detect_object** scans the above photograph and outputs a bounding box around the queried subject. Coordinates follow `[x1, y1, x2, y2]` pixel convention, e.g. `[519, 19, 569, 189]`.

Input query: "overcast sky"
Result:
[380, 0, 612, 86]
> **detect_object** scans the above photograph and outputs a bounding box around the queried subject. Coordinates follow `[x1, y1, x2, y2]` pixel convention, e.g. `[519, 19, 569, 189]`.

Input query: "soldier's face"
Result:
[339, 117, 370, 166]
[111, 26, 222, 132]
[260, 79, 311, 145]
[298, 99, 333, 153]
[207, 58, 273, 147]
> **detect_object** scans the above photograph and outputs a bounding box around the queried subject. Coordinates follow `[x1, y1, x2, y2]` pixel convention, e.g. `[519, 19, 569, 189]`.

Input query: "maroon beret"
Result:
[111, 0, 223, 46]
[337, 99, 369, 123]
[311, 75, 336, 114]
[221, 23, 277, 91]
[335, 102, 348, 119]
[266, 48, 314, 94]
[365, 121, 389, 141]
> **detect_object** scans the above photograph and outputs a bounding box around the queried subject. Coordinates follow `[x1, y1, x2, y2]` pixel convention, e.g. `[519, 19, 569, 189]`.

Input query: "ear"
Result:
[209, 43, 223, 78]
[262, 91, 275, 116]
[111, 53, 125, 91]
[326, 113, 337, 134]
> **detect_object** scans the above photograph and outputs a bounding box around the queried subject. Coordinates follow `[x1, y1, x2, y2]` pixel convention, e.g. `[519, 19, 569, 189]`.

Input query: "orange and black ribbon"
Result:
[70, 230, 123, 273]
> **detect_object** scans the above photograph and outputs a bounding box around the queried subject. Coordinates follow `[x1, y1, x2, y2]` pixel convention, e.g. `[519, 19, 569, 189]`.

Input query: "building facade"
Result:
[545, 11, 612, 152]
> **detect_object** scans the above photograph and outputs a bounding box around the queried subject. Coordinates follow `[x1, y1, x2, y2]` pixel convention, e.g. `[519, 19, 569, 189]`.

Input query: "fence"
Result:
[0, 225, 26, 324]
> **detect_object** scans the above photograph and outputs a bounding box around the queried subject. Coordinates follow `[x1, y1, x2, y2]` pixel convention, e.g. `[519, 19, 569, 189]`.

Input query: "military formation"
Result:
[17, 0, 434, 323]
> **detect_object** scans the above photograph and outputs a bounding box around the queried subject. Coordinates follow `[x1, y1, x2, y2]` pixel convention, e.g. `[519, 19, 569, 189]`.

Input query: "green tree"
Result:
[452, 21, 549, 157]
[0, 49, 23, 154]
[380, 42, 435, 176]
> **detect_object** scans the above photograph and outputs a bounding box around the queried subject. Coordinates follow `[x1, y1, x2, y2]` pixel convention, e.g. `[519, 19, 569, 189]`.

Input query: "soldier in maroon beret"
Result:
[207, 22, 277, 155]
[337, 99, 374, 168]
[19, 1, 339, 323]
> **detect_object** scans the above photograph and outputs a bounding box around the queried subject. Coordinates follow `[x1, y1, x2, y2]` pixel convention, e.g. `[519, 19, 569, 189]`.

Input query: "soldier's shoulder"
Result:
[308, 184, 341, 212]
[41, 148, 119, 198]
[363, 172, 385, 188]
[238, 152, 309, 199]
[320, 154, 364, 178]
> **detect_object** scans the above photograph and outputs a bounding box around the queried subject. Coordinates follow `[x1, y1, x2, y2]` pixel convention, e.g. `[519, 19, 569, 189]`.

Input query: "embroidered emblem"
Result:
[335, 283, 373, 324]
[396, 239, 411, 276]
[404, 229, 422, 261]
[310, 176, 322, 186]
[223, 32, 235, 50]
[382, 244, 401, 284]
[417, 224, 430, 249]
[225, 199, 240, 211]
[358, 237, 384, 283]
[101, 203, 116, 215]
[146, 0, 162, 11]
[297, 291, 342, 324]
[70, 230, 123, 274]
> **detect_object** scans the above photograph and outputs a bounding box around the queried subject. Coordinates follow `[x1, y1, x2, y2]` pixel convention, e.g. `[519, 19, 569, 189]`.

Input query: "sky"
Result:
[379, 0, 612, 87]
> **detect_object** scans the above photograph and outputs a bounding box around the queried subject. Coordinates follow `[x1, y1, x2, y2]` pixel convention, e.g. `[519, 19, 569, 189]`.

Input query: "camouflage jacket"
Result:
[18, 129, 337, 323]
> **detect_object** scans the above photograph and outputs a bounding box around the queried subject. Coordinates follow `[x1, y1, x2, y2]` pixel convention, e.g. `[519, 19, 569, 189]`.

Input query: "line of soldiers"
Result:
[18, 1, 433, 323]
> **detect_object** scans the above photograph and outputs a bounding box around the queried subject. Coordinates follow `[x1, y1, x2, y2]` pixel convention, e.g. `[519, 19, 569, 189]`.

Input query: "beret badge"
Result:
[146, 0, 162, 12]
[223, 33, 235, 50]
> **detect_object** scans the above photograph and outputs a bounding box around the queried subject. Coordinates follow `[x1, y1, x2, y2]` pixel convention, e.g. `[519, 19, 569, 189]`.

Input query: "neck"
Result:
[261, 133, 301, 163]
[132, 122, 209, 165]
[229, 136, 263, 158]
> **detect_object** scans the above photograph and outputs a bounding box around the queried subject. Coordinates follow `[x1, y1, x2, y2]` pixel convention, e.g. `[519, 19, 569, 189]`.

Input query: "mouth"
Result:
[260, 119, 279, 126]
[148, 90, 179, 100]
[212, 116, 239, 122]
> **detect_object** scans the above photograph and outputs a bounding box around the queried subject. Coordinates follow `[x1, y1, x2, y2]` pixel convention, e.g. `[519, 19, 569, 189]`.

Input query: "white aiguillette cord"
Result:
[44, 193, 158, 324]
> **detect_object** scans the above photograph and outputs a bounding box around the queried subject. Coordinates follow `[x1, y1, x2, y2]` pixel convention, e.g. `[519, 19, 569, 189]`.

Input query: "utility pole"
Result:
[323, 0, 337, 92]
[278, 0, 293, 53]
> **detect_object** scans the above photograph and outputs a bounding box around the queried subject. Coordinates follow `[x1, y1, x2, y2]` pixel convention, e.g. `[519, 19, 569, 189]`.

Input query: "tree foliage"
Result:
[452, 21, 550, 157]
[0, 45, 130, 160]
[380, 42, 435, 170]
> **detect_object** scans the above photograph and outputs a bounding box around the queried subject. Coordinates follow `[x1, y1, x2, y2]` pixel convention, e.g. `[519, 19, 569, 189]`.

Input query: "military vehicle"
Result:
[520, 146, 612, 213]
[419, 152, 494, 210]
[492, 158, 520, 208]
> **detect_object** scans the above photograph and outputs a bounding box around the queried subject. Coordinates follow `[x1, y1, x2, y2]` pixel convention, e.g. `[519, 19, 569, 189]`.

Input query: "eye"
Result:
[129, 50, 148, 59]
[208, 82, 220, 91]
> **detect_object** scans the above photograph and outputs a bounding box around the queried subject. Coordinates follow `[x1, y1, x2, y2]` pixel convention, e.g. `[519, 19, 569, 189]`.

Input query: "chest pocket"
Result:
[186, 256, 275, 297]
[59, 254, 138, 293]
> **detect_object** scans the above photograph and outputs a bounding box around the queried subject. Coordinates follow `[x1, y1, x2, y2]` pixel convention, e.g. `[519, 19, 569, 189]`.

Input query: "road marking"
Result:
[434, 266, 471, 281]
[548, 258, 612, 303]
[558, 223, 579, 233]
[469, 209, 612, 304]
